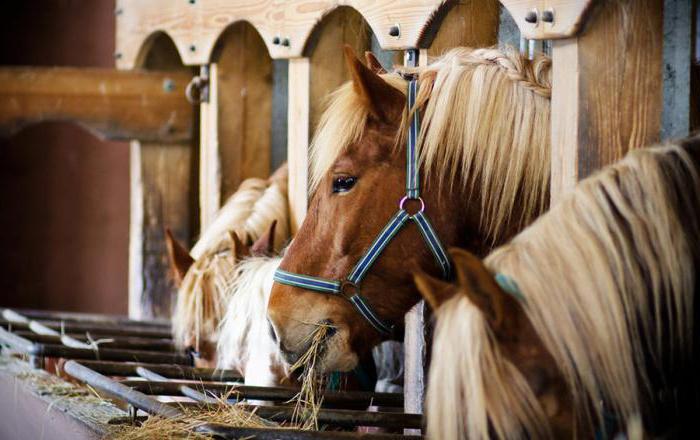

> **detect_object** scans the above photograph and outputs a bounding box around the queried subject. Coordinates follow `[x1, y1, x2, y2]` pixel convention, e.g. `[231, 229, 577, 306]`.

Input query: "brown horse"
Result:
[415, 138, 700, 438]
[268, 46, 551, 372]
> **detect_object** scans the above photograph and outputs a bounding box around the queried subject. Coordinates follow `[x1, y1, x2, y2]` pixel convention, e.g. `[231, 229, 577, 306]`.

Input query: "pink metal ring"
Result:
[399, 196, 425, 215]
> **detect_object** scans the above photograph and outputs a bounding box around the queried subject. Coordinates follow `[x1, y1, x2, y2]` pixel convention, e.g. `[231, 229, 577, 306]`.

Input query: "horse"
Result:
[166, 164, 290, 366]
[267, 45, 552, 372]
[216, 255, 288, 387]
[414, 138, 700, 438]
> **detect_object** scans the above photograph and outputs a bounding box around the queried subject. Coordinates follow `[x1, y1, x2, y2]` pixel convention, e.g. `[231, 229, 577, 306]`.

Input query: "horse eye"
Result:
[332, 176, 357, 193]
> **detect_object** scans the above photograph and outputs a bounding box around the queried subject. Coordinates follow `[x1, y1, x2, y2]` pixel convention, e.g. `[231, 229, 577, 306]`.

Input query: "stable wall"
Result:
[0, 1, 129, 314]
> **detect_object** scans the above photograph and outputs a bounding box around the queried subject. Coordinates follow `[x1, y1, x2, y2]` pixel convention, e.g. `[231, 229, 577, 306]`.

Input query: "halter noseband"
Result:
[273, 79, 452, 337]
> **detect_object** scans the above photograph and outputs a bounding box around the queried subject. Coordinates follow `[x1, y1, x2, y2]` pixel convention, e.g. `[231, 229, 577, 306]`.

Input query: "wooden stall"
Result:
[0, 0, 694, 436]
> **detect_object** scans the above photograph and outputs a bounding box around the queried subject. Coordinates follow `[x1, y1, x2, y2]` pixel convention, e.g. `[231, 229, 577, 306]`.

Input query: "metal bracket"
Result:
[185, 65, 210, 104]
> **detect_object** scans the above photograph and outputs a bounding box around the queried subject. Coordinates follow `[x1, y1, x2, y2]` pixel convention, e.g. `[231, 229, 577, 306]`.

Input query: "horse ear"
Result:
[364, 51, 386, 74]
[165, 228, 194, 285]
[344, 45, 404, 123]
[449, 248, 509, 330]
[228, 231, 250, 261]
[251, 220, 277, 257]
[414, 270, 458, 310]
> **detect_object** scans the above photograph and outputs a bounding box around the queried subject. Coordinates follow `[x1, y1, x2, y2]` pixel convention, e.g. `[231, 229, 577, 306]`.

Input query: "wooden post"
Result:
[199, 64, 221, 230]
[402, 4, 500, 432]
[287, 57, 311, 233]
[551, 0, 664, 202]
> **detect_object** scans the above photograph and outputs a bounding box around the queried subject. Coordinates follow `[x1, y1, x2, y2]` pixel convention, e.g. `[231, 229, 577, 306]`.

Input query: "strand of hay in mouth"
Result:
[111, 392, 284, 440]
[288, 323, 333, 430]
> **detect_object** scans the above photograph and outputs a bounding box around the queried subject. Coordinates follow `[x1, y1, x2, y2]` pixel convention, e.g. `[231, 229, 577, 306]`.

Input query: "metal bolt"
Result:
[281, 37, 290, 47]
[189, 44, 196, 52]
[162, 78, 175, 92]
[114, 52, 123, 60]
[272, 36, 281, 45]
[114, 8, 123, 16]
[389, 24, 400, 38]
[188, 0, 196, 4]
[542, 8, 554, 23]
[525, 9, 539, 24]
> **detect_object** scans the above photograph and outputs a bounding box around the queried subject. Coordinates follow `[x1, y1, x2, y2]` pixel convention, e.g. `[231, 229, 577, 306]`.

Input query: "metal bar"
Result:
[0, 320, 171, 338]
[13, 332, 175, 351]
[33, 343, 191, 365]
[64, 360, 183, 419]
[73, 360, 241, 382]
[195, 424, 422, 439]
[8, 308, 170, 328]
[169, 403, 423, 429]
[121, 381, 403, 408]
[136, 366, 219, 404]
[0, 326, 36, 353]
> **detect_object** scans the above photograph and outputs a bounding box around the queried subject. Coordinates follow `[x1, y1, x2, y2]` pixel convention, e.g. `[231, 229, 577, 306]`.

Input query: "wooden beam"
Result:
[287, 58, 311, 233]
[550, 0, 664, 202]
[500, 0, 595, 40]
[0, 67, 193, 143]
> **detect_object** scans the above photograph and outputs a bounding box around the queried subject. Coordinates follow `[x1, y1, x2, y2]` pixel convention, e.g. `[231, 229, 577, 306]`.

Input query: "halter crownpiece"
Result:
[274, 79, 452, 336]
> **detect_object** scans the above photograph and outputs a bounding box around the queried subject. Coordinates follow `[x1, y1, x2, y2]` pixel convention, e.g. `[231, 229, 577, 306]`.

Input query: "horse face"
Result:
[416, 248, 574, 436]
[268, 48, 468, 372]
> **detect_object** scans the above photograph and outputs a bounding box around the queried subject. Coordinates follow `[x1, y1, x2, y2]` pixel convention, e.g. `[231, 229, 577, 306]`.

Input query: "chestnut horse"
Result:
[268, 46, 551, 371]
[166, 164, 289, 366]
[415, 139, 700, 438]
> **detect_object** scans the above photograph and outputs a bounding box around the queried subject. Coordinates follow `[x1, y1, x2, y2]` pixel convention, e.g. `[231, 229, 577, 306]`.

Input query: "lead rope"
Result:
[274, 79, 452, 336]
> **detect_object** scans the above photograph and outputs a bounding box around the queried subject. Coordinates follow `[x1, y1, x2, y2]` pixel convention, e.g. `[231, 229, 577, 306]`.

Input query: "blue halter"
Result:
[273, 79, 452, 336]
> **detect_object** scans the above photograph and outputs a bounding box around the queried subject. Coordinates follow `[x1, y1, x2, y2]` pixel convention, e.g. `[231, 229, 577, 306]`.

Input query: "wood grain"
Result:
[129, 34, 197, 320]
[287, 58, 311, 234]
[500, 0, 594, 40]
[425, 0, 500, 57]
[199, 64, 221, 230]
[115, 0, 455, 66]
[0, 67, 192, 143]
[214, 22, 273, 200]
[550, 0, 664, 203]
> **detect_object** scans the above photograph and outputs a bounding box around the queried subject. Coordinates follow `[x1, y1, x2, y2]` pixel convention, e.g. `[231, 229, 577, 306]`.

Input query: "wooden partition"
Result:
[113, 2, 687, 429]
[129, 33, 197, 320]
[199, 22, 274, 228]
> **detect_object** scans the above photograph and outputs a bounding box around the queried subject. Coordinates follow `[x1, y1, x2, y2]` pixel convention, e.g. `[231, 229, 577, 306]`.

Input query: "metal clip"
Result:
[185, 65, 210, 104]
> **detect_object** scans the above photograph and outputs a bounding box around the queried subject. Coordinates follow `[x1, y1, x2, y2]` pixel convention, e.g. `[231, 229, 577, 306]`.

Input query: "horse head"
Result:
[416, 248, 573, 439]
[268, 46, 552, 372]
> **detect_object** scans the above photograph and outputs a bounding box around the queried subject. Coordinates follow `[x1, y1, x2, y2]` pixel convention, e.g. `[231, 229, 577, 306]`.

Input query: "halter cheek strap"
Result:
[273, 79, 452, 337]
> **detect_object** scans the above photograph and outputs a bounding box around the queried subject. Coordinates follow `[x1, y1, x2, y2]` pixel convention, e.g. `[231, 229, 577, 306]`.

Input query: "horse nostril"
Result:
[268, 319, 278, 343]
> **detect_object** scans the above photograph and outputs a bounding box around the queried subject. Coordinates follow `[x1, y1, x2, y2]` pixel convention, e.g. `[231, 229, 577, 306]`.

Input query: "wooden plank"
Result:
[129, 33, 197, 320]
[500, 0, 595, 40]
[307, 7, 372, 133]
[214, 22, 273, 200]
[199, 65, 221, 230]
[130, 141, 194, 319]
[287, 58, 311, 233]
[115, 0, 456, 66]
[550, 0, 664, 203]
[426, 0, 500, 57]
[0, 67, 192, 143]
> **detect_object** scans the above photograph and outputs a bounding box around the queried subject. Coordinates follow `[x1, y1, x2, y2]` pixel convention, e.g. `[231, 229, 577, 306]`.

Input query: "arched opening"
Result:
[210, 21, 274, 200]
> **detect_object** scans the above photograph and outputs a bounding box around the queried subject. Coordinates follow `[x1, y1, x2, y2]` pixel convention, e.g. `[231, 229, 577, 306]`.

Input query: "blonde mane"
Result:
[172, 165, 290, 352]
[427, 142, 700, 438]
[309, 47, 551, 241]
[216, 256, 287, 386]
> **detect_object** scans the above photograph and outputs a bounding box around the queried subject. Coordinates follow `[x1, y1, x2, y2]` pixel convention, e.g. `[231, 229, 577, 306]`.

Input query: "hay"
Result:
[288, 323, 333, 430]
[110, 402, 279, 439]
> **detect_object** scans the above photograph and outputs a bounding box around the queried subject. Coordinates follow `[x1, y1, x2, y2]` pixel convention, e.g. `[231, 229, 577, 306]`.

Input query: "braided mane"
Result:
[309, 47, 551, 243]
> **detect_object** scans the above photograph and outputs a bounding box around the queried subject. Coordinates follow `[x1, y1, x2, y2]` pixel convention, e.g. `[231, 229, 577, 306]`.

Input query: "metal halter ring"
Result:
[339, 280, 360, 300]
[399, 196, 425, 216]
